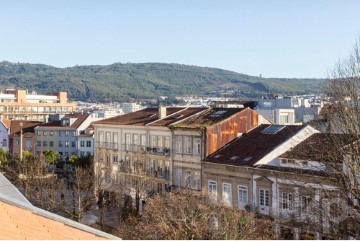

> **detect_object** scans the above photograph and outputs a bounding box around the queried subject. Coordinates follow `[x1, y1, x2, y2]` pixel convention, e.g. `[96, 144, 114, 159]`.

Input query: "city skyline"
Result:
[1, 0, 359, 78]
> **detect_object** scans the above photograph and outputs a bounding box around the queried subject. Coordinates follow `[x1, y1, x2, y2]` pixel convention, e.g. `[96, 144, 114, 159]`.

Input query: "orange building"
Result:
[0, 89, 76, 121]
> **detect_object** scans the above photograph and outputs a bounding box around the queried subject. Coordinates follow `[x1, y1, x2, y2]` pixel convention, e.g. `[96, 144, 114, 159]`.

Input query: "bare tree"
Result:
[116, 189, 274, 240]
[304, 37, 360, 239]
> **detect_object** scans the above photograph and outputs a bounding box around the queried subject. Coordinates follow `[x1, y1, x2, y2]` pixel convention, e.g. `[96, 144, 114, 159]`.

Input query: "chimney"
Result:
[159, 106, 167, 119]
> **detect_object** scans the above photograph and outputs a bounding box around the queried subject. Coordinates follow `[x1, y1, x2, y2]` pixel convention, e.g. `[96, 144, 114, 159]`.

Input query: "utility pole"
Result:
[20, 122, 23, 161]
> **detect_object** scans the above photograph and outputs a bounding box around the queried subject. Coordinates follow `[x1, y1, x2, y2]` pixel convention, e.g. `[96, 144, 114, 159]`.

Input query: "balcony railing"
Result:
[95, 141, 118, 150]
[146, 146, 171, 156]
[122, 144, 147, 153]
[146, 169, 170, 180]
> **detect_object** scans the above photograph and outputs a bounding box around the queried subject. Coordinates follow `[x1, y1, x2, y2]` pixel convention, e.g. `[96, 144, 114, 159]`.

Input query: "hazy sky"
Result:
[1, 0, 359, 78]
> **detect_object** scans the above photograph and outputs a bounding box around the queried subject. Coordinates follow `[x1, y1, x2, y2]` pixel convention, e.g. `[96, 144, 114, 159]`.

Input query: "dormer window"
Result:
[62, 119, 70, 126]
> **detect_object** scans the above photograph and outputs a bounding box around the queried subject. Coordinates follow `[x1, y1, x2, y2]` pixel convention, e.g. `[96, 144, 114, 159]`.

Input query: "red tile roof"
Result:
[203, 124, 304, 166]
[9, 120, 43, 135]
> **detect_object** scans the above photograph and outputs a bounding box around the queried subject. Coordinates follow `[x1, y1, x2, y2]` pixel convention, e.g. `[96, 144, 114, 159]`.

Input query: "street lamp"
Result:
[19, 122, 23, 161]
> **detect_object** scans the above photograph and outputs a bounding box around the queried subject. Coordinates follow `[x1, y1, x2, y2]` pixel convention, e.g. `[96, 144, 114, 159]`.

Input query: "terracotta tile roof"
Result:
[203, 124, 304, 166]
[280, 133, 356, 162]
[0, 173, 120, 240]
[9, 120, 43, 135]
[93, 107, 205, 126]
[171, 108, 248, 128]
[1, 118, 11, 129]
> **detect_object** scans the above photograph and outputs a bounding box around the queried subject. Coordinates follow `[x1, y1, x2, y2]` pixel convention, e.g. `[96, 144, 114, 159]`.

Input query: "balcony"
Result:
[146, 169, 170, 180]
[95, 142, 118, 150]
[122, 144, 147, 153]
[146, 146, 171, 156]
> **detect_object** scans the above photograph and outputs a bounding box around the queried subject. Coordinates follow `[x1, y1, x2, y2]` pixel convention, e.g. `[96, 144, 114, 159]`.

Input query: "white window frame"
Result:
[222, 183, 232, 205]
[259, 189, 270, 206]
[238, 185, 248, 205]
[208, 180, 217, 198]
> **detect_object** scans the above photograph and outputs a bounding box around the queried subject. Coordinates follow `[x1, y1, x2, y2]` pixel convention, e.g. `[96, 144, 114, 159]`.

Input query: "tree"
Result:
[43, 150, 60, 166]
[0, 148, 8, 168]
[316, 37, 360, 239]
[116, 190, 274, 240]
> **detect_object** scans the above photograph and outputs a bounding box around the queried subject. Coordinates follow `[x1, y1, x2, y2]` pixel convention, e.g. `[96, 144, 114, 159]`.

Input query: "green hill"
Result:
[0, 61, 324, 102]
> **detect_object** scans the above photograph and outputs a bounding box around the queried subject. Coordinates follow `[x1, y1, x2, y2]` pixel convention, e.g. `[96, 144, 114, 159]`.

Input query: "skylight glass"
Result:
[208, 110, 227, 119]
[261, 125, 285, 134]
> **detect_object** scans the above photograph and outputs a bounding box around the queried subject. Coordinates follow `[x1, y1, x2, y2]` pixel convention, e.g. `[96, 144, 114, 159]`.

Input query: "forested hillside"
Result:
[0, 61, 324, 102]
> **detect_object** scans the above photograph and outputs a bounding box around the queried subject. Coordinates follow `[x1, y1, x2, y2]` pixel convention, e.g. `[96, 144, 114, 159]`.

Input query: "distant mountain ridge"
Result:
[0, 61, 324, 102]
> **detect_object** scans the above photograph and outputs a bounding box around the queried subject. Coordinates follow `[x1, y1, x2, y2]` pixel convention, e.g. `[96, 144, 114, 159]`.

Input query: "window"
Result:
[133, 134, 139, 145]
[113, 155, 118, 163]
[125, 133, 131, 150]
[165, 136, 170, 148]
[238, 186, 248, 204]
[80, 141, 85, 147]
[113, 132, 118, 143]
[300, 196, 312, 213]
[49, 131, 54, 136]
[58, 130, 63, 136]
[150, 135, 157, 147]
[105, 132, 111, 143]
[65, 141, 70, 147]
[37, 131, 41, 136]
[49, 141, 54, 147]
[175, 136, 182, 153]
[80, 151, 85, 157]
[25, 139, 31, 148]
[98, 131, 104, 142]
[65, 131, 69, 137]
[16, 139, 20, 146]
[43, 141, 47, 147]
[208, 181, 217, 197]
[86, 151, 91, 156]
[2, 139, 7, 147]
[59, 141, 63, 147]
[71, 131, 76, 136]
[222, 183, 232, 205]
[193, 138, 201, 155]
[43, 131, 48, 136]
[106, 154, 111, 167]
[280, 192, 293, 210]
[86, 141, 91, 147]
[37, 141, 41, 146]
[259, 189, 270, 206]
[140, 134, 146, 146]
[184, 137, 192, 154]
[280, 114, 289, 124]
[71, 141, 76, 147]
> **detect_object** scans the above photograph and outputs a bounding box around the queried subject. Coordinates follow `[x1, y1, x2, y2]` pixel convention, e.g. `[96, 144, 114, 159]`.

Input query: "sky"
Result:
[1, 0, 360, 78]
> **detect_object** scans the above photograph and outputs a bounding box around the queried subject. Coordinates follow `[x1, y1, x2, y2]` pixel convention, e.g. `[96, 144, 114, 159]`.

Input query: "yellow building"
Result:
[0, 89, 76, 121]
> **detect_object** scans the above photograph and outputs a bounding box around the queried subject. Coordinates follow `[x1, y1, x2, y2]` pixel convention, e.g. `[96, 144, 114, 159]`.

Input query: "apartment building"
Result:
[35, 113, 102, 161]
[92, 106, 208, 200]
[8, 120, 42, 156]
[0, 89, 76, 121]
[202, 124, 356, 239]
[255, 96, 323, 124]
[122, 102, 143, 114]
[169, 107, 269, 190]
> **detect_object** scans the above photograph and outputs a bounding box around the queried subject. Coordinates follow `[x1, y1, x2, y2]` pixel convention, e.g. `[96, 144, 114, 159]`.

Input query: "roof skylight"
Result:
[261, 125, 285, 134]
